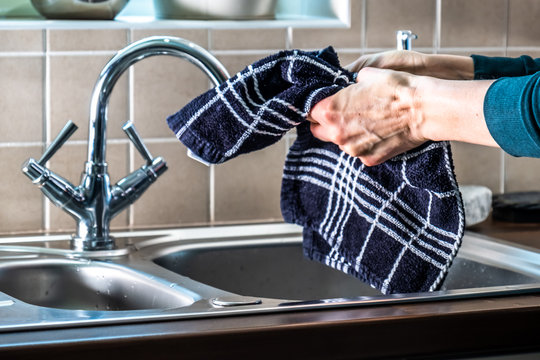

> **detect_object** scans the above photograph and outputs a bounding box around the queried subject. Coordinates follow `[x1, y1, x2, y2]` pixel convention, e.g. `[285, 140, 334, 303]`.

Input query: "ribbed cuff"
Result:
[472, 55, 527, 79]
[484, 76, 540, 157]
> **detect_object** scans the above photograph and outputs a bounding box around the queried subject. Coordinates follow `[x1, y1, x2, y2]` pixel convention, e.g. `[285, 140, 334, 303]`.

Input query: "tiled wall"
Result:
[1, 0, 540, 235]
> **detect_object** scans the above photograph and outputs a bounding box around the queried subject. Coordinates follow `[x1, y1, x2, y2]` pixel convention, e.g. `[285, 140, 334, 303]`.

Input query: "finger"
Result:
[359, 134, 424, 166]
[308, 96, 333, 125]
[309, 122, 334, 143]
[338, 131, 381, 158]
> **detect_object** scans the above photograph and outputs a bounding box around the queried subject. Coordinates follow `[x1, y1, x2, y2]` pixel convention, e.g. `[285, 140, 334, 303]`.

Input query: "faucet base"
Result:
[71, 236, 116, 252]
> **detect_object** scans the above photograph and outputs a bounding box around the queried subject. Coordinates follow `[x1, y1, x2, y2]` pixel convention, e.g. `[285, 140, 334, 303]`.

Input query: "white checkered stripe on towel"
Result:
[282, 135, 465, 294]
[167, 48, 356, 164]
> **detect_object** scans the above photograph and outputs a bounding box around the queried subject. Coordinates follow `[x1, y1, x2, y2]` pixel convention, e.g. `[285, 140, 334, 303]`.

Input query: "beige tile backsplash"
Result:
[292, 0, 363, 49]
[0, 30, 42, 52]
[211, 28, 287, 50]
[132, 55, 211, 138]
[504, 154, 540, 192]
[365, 0, 436, 49]
[49, 54, 129, 141]
[48, 29, 127, 51]
[214, 140, 287, 223]
[508, 0, 540, 47]
[440, 0, 508, 48]
[0, 57, 43, 143]
[132, 142, 211, 227]
[0, 147, 44, 232]
[2, 0, 540, 234]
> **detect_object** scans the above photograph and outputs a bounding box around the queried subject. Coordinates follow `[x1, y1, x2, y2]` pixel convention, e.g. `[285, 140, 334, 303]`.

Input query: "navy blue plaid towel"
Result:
[167, 47, 465, 295]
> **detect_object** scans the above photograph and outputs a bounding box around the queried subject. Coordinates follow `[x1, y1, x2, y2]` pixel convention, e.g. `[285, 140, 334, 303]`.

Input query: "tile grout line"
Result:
[42, 28, 51, 232]
[0, 137, 181, 147]
[127, 29, 135, 227]
[360, 0, 366, 50]
[286, 26, 293, 50]
[0, 50, 118, 57]
[499, 0, 511, 194]
[208, 28, 215, 224]
[435, 0, 441, 53]
[2, 46, 540, 59]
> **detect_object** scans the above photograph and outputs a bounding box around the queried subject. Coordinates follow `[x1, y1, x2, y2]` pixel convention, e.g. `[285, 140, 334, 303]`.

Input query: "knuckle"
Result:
[359, 156, 378, 167]
[332, 133, 347, 145]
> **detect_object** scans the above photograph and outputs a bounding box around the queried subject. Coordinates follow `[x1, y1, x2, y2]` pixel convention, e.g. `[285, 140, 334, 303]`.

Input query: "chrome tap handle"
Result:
[122, 121, 153, 165]
[38, 120, 78, 165]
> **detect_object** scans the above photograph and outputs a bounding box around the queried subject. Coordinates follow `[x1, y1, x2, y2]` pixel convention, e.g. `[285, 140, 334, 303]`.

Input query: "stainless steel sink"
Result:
[153, 240, 382, 300]
[0, 258, 196, 311]
[0, 223, 538, 332]
[151, 232, 540, 300]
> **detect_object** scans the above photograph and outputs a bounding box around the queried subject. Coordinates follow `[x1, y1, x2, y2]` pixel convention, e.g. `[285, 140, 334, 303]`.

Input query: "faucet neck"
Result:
[87, 36, 230, 166]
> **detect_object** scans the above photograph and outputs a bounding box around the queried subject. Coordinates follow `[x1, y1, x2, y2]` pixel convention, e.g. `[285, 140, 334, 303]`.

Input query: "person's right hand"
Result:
[308, 67, 427, 166]
[346, 50, 474, 80]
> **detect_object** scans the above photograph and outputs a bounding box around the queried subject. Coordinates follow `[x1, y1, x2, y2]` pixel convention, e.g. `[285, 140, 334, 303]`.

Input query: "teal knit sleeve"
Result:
[484, 73, 540, 157]
[472, 55, 540, 79]
[470, 55, 540, 157]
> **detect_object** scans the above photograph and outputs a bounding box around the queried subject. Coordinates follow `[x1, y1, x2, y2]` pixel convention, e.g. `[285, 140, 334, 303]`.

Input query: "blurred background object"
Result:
[30, 0, 130, 20]
[153, 0, 277, 20]
[0, 0, 40, 18]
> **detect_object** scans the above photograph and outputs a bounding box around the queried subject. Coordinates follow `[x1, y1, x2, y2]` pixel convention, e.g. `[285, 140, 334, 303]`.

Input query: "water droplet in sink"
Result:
[76, 267, 80, 272]
[169, 283, 176, 288]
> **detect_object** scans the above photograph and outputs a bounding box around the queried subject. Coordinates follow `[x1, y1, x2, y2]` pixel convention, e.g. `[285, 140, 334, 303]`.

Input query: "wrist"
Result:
[399, 74, 430, 143]
[409, 75, 497, 146]
[410, 76, 440, 142]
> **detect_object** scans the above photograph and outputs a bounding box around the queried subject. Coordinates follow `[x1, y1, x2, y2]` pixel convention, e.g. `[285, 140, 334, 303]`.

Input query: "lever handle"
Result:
[122, 121, 153, 164]
[38, 120, 78, 166]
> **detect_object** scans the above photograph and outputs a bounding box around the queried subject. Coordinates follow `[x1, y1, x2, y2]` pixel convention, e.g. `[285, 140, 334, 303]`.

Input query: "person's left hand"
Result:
[308, 67, 427, 166]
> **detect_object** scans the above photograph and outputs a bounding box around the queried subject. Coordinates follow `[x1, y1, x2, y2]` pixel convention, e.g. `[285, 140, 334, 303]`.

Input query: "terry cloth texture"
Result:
[167, 47, 465, 295]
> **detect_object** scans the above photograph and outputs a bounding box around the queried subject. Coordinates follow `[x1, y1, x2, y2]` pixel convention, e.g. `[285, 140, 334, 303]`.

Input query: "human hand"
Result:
[309, 67, 427, 166]
[346, 50, 474, 80]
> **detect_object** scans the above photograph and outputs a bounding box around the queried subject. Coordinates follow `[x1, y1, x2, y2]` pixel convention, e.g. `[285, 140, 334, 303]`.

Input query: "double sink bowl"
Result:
[0, 223, 539, 332]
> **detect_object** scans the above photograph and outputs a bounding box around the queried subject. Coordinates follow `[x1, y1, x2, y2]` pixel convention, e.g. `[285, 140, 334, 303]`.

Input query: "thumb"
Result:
[308, 96, 333, 125]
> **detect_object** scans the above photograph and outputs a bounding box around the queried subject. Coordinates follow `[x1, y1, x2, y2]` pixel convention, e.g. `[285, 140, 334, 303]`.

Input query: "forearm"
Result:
[347, 51, 475, 80]
[411, 76, 497, 146]
[422, 54, 474, 80]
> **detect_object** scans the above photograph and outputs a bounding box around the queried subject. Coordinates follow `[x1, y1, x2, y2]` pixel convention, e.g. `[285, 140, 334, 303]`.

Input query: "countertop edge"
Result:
[1, 293, 539, 359]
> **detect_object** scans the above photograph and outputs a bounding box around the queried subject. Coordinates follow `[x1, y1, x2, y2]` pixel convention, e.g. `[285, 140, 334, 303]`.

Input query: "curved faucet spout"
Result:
[88, 36, 230, 166]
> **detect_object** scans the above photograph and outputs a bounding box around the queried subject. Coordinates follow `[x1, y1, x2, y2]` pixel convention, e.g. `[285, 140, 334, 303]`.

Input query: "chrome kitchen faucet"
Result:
[396, 30, 417, 51]
[22, 36, 230, 251]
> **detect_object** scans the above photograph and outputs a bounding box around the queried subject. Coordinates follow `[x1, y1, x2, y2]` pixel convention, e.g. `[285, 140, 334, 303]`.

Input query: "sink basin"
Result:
[152, 232, 540, 300]
[154, 241, 382, 300]
[0, 223, 538, 333]
[0, 258, 196, 311]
